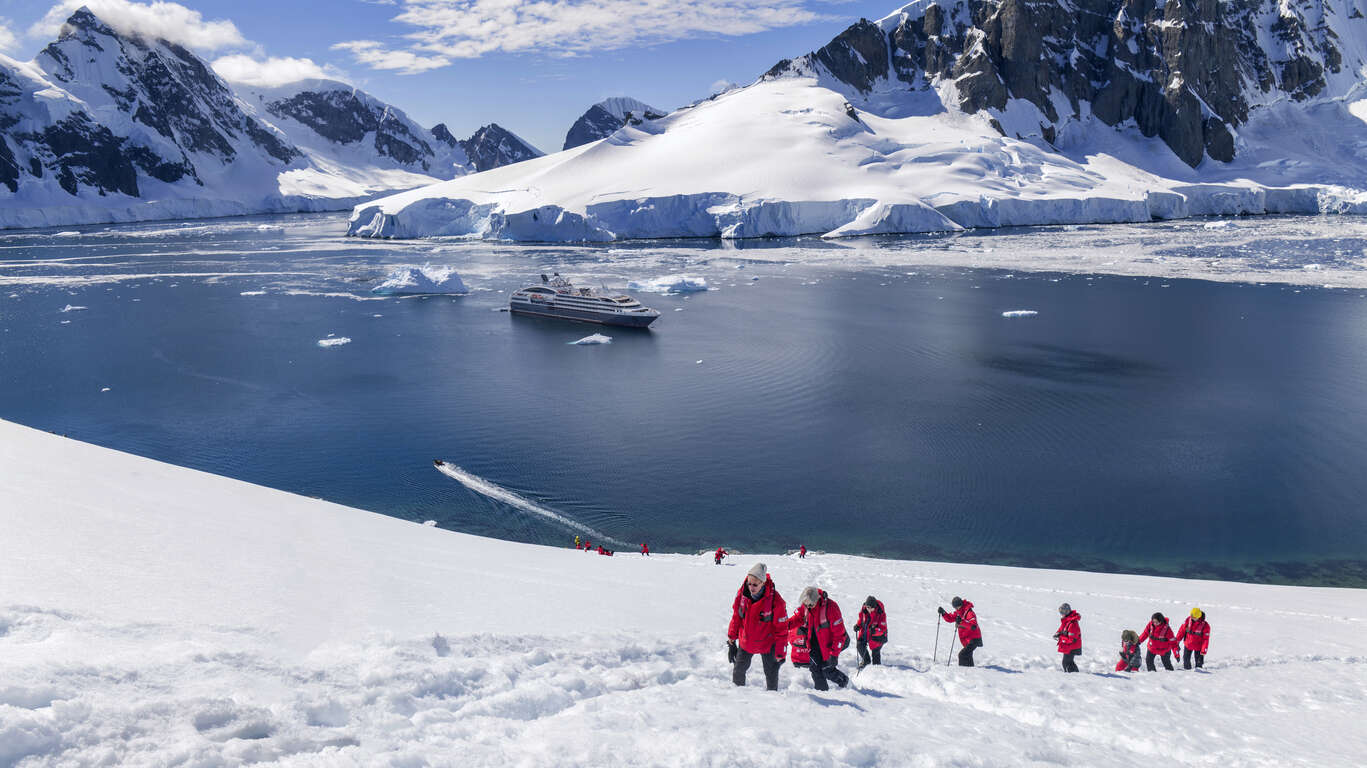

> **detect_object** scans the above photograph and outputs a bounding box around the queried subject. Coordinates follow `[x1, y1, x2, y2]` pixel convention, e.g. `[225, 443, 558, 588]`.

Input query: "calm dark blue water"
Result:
[3, 213, 1367, 585]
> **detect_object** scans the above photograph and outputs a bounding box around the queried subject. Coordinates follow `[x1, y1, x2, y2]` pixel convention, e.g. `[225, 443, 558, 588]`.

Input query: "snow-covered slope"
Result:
[351, 0, 1367, 241]
[562, 96, 667, 150]
[0, 9, 536, 231]
[2, 418, 1364, 765]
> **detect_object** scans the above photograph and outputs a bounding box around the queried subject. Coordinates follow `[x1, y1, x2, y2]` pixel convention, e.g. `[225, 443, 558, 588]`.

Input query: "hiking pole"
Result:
[948, 620, 960, 667]
[933, 616, 941, 666]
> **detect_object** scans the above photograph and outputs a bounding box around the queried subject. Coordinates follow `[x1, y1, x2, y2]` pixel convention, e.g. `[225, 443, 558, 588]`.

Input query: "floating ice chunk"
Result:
[239, 291, 266, 296]
[100, 387, 110, 392]
[1001, 310, 1039, 318]
[1303, 263, 1324, 271]
[372, 265, 468, 295]
[1203, 220, 1236, 229]
[570, 334, 612, 345]
[695, 360, 703, 364]
[317, 337, 352, 348]
[423, 520, 437, 527]
[629, 275, 709, 294]
[60, 305, 87, 313]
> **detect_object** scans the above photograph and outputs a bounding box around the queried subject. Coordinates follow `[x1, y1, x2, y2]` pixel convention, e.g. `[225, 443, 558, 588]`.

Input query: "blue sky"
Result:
[0, 0, 905, 152]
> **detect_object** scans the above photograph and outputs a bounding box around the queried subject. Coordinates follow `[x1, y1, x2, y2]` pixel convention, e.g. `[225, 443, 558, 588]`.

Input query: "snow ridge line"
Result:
[433, 461, 630, 547]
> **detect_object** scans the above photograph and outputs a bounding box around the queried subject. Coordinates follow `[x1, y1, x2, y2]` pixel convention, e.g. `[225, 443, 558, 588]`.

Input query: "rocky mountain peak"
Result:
[563, 97, 667, 150]
[767, 0, 1366, 167]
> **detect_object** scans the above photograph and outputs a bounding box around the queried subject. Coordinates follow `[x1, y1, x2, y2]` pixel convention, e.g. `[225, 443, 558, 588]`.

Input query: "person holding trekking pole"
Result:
[937, 596, 983, 667]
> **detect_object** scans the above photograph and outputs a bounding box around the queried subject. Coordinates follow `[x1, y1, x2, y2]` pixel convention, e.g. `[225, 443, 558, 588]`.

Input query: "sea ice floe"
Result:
[60, 304, 87, 313]
[1303, 263, 1324, 270]
[1001, 310, 1039, 318]
[629, 275, 709, 294]
[371, 265, 467, 295]
[570, 334, 612, 345]
[317, 337, 352, 348]
[100, 387, 110, 392]
[240, 290, 266, 296]
[1203, 220, 1236, 229]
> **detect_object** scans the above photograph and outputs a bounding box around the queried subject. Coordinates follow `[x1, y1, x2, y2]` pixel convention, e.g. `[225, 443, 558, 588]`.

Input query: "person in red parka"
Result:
[640, 542, 650, 556]
[790, 586, 849, 690]
[1174, 607, 1211, 669]
[715, 547, 727, 565]
[937, 596, 983, 667]
[798, 545, 807, 559]
[1115, 629, 1142, 672]
[727, 563, 788, 690]
[1138, 612, 1177, 671]
[1054, 603, 1081, 672]
[854, 595, 888, 669]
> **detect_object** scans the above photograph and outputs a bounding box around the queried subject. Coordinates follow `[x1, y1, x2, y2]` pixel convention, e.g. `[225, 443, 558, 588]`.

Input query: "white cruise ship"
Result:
[509, 274, 660, 328]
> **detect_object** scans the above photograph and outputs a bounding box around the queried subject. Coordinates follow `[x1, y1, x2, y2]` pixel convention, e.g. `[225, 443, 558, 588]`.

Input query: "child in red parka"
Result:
[854, 595, 888, 669]
[1138, 612, 1177, 671]
[1115, 629, 1142, 672]
[1054, 603, 1081, 672]
[1174, 608, 1211, 669]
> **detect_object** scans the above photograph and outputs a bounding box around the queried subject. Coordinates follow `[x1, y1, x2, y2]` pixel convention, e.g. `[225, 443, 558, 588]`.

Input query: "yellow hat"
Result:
[1191, 607, 1203, 619]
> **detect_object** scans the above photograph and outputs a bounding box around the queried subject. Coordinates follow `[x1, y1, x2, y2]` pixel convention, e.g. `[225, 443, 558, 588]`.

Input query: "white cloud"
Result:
[213, 54, 348, 87]
[0, 18, 19, 53]
[30, 0, 247, 52]
[330, 40, 450, 75]
[334, 0, 825, 71]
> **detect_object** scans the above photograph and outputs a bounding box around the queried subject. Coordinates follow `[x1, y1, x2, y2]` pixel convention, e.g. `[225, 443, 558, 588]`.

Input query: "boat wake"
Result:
[433, 460, 629, 547]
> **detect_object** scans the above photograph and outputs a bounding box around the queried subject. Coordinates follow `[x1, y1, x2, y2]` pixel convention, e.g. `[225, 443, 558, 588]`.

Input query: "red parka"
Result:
[727, 576, 788, 657]
[1174, 616, 1211, 653]
[789, 590, 848, 662]
[1138, 618, 1176, 654]
[941, 601, 982, 646]
[1056, 610, 1082, 653]
[855, 600, 889, 650]
[788, 619, 810, 664]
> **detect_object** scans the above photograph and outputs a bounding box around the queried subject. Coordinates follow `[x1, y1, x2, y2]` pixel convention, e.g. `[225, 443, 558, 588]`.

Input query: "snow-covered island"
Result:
[350, 0, 1367, 241]
[2, 418, 1363, 765]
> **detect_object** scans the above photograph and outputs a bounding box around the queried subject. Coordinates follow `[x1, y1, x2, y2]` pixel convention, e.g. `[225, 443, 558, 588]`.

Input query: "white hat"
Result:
[746, 563, 767, 582]
[800, 587, 821, 606]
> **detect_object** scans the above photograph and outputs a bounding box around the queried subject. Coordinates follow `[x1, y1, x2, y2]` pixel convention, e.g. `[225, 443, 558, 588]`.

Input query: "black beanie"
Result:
[951, 596, 963, 608]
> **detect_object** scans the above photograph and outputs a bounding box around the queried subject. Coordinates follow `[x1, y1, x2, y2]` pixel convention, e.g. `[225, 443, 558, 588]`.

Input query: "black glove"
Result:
[727, 640, 737, 664]
[773, 653, 785, 666]
[937, 607, 946, 616]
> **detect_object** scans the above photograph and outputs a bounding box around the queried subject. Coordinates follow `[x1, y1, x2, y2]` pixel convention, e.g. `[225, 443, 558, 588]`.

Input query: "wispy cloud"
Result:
[30, 0, 247, 51]
[212, 54, 348, 88]
[0, 18, 18, 53]
[330, 40, 450, 74]
[334, 0, 825, 72]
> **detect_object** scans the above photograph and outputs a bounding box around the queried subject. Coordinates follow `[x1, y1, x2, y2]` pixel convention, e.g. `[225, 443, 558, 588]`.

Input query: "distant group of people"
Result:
[573, 535, 615, 556]
[1058, 604, 1211, 673]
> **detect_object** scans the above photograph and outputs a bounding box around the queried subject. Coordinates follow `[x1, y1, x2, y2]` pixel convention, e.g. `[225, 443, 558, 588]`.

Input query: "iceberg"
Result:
[371, 266, 468, 295]
[1002, 310, 1039, 318]
[629, 275, 709, 294]
[317, 337, 351, 347]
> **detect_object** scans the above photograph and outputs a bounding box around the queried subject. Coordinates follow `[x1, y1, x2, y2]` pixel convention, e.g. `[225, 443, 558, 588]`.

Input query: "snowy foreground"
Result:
[2, 420, 1365, 766]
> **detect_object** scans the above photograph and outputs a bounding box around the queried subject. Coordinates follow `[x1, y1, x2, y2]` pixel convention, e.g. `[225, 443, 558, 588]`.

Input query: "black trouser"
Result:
[808, 645, 849, 691]
[1146, 650, 1174, 671]
[856, 639, 882, 667]
[1183, 648, 1205, 669]
[958, 637, 982, 667]
[733, 648, 782, 690]
[1061, 649, 1080, 672]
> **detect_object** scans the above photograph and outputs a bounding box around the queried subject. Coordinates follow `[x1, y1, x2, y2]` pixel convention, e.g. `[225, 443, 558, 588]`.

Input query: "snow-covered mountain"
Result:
[0, 8, 535, 230]
[562, 96, 667, 150]
[351, 0, 1367, 241]
[4, 417, 1364, 764]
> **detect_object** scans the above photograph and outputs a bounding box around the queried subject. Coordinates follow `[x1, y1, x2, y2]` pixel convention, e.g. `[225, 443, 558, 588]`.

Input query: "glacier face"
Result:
[0, 9, 536, 230]
[350, 0, 1367, 242]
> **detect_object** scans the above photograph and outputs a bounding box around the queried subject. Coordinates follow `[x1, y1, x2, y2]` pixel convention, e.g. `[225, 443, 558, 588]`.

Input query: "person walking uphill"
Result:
[1138, 612, 1177, 671]
[855, 596, 888, 669]
[790, 587, 850, 690]
[727, 563, 788, 690]
[715, 548, 727, 565]
[938, 596, 983, 666]
[1055, 603, 1082, 672]
[1174, 608, 1211, 669]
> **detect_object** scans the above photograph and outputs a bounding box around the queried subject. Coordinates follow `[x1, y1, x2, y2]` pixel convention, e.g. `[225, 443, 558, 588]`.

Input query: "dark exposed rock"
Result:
[770, 0, 1352, 168]
[267, 88, 432, 170]
[563, 98, 667, 150]
[0, 138, 19, 193]
[458, 124, 542, 172]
